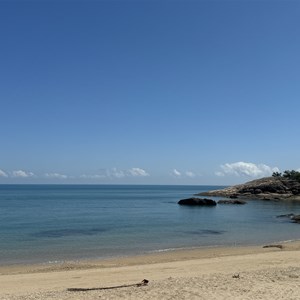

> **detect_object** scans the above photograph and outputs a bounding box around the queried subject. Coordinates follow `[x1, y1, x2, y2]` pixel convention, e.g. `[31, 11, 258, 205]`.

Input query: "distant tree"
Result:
[271, 170, 300, 182]
[272, 172, 282, 177]
[282, 170, 300, 182]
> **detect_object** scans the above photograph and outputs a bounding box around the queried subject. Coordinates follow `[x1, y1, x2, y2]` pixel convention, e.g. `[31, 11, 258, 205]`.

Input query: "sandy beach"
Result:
[1, 241, 300, 300]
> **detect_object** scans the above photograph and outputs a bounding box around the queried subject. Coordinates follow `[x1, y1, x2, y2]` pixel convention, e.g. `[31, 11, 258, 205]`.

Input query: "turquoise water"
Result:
[0, 184, 300, 265]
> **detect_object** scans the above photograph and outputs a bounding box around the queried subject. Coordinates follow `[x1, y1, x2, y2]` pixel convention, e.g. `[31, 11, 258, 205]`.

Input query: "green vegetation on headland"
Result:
[272, 170, 300, 183]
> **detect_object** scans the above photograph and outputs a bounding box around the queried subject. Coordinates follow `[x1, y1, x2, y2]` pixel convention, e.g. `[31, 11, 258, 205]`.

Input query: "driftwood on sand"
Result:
[67, 279, 149, 292]
[263, 244, 283, 249]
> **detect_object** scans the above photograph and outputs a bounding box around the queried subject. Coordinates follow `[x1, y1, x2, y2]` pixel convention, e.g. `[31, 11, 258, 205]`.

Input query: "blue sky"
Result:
[0, 0, 299, 185]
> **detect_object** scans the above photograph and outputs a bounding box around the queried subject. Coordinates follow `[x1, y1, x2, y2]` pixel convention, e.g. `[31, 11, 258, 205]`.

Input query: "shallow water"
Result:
[0, 184, 300, 265]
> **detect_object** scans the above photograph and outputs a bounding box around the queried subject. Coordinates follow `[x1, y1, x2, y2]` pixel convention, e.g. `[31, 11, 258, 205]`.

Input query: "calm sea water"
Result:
[0, 184, 300, 265]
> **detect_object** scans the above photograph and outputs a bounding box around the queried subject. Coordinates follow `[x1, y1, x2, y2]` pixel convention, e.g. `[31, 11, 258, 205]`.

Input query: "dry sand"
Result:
[1, 241, 300, 299]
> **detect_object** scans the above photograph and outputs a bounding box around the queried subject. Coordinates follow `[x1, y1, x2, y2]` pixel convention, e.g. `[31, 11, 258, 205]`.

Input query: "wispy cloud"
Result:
[106, 167, 150, 178]
[45, 173, 68, 179]
[11, 170, 35, 178]
[172, 169, 181, 177]
[171, 169, 197, 178]
[81, 167, 150, 180]
[0, 169, 8, 177]
[215, 171, 225, 177]
[80, 174, 106, 179]
[216, 162, 279, 178]
[128, 168, 149, 177]
[185, 171, 196, 178]
[107, 168, 125, 178]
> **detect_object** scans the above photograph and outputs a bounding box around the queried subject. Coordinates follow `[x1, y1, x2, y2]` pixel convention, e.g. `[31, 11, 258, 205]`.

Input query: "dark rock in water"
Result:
[178, 198, 216, 206]
[229, 194, 238, 199]
[262, 197, 271, 201]
[218, 199, 247, 205]
[291, 215, 300, 223]
[276, 213, 300, 224]
[276, 213, 295, 218]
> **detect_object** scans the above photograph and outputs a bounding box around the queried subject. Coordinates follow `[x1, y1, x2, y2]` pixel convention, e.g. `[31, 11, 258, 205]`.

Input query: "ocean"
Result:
[0, 184, 300, 265]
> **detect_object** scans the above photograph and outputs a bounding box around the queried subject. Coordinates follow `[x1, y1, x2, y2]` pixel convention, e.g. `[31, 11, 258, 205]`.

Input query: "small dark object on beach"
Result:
[232, 273, 240, 279]
[139, 279, 149, 286]
[67, 279, 149, 292]
[263, 244, 283, 249]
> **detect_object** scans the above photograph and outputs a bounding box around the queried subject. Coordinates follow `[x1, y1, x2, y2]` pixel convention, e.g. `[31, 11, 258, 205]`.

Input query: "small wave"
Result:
[47, 260, 65, 264]
[150, 246, 198, 253]
[279, 239, 300, 244]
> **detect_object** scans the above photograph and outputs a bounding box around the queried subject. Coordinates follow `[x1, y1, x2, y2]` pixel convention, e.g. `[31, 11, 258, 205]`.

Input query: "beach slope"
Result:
[1, 242, 300, 299]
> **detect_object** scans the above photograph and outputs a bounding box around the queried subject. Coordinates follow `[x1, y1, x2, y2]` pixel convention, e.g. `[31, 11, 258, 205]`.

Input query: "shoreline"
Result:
[2, 239, 300, 274]
[1, 240, 300, 299]
[2, 235, 300, 270]
[1, 239, 300, 275]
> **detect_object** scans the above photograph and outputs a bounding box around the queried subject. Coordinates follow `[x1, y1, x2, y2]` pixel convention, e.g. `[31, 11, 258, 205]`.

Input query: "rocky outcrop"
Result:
[218, 199, 247, 205]
[198, 177, 300, 200]
[291, 215, 300, 223]
[178, 198, 217, 206]
[276, 213, 295, 218]
[276, 213, 300, 224]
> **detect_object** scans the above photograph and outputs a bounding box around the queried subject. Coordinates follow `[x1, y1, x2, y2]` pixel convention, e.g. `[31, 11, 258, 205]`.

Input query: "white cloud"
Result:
[172, 169, 198, 178]
[185, 171, 196, 178]
[45, 173, 68, 179]
[0, 169, 8, 177]
[128, 168, 149, 177]
[215, 171, 225, 177]
[106, 167, 150, 178]
[12, 170, 35, 178]
[172, 169, 181, 177]
[217, 162, 279, 178]
[107, 168, 125, 178]
[80, 174, 106, 179]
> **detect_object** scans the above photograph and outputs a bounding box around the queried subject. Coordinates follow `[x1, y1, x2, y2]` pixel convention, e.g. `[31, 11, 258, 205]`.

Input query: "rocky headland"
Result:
[197, 176, 300, 201]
